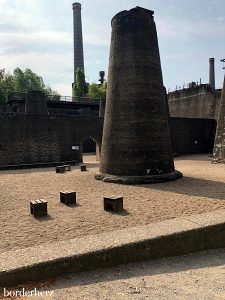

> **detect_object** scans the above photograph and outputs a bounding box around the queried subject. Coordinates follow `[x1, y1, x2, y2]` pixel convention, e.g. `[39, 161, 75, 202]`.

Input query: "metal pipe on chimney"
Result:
[72, 2, 84, 81]
[209, 58, 215, 90]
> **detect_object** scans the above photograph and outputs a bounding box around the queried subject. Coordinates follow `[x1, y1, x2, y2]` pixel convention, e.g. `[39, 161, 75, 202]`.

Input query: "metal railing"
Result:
[7, 92, 102, 103]
[167, 81, 205, 93]
[47, 95, 101, 103]
[168, 81, 223, 93]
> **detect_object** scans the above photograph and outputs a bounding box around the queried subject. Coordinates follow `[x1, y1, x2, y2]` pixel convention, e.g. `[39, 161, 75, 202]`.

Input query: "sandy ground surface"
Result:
[2, 248, 225, 299]
[1, 154, 225, 253]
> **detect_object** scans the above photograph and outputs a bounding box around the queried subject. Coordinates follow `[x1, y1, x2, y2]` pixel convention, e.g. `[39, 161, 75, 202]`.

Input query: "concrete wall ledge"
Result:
[0, 161, 79, 171]
[1, 209, 225, 287]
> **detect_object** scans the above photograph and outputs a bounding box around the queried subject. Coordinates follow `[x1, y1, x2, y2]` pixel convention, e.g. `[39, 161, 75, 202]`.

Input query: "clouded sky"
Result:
[0, 0, 224, 95]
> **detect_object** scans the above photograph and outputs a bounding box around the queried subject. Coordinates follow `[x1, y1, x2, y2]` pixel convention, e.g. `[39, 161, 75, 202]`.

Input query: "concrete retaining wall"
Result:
[168, 85, 221, 120]
[1, 209, 225, 287]
[0, 114, 103, 166]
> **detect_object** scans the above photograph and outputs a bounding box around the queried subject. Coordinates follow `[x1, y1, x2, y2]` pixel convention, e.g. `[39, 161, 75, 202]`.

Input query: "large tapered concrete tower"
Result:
[72, 2, 84, 81]
[95, 7, 182, 184]
[212, 76, 225, 162]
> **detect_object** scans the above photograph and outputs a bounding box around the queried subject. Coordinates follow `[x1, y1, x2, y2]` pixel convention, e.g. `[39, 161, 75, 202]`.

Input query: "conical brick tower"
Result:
[95, 7, 182, 184]
[212, 76, 225, 162]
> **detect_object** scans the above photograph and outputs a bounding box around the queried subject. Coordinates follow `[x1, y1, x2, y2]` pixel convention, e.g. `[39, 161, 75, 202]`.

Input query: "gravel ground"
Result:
[1, 154, 225, 253]
[2, 248, 225, 299]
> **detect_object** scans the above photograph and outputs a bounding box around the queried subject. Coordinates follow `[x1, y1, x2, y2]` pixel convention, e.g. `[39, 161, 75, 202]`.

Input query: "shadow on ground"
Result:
[174, 154, 212, 162]
[49, 248, 225, 289]
[2, 249, 225, 298]
[138, 176, 225, 201]
[83, 162, 99, 169]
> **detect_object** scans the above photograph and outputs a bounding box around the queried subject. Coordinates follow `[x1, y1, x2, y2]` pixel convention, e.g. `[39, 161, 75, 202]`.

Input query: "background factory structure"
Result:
[168, 58, 221, 120]
[0, 3, 222, 168]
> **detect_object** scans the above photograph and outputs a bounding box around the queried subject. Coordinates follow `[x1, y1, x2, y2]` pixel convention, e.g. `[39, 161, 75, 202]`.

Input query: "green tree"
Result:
[0, 87, 5, 104]
[73, 68, 88, 97]
[0, 67, 59, 104]
[13, 68, 46, 92]
[0, 69, 14, 104]
[88, 81, 107, 99]
[44, 85, 60, 99]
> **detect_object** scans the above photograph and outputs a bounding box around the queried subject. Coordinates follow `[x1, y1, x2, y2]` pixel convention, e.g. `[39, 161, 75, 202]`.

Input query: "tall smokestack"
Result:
[72, 2, 84, 81]
[209, 58, 215, 90]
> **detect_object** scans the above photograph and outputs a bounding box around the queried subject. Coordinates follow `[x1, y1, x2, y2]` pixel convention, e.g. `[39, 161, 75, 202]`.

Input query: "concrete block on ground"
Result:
[56, 166, 65, 173]
[30, 199, 48, 217]
[104, 196, 123, 212]
[80, 165, 87, 171]
[63, 165, 71, 171]
[60, 191, 76, 205]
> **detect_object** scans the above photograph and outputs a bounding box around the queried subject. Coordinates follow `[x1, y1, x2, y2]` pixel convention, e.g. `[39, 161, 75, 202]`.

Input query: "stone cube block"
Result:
[56, 166, 65, 173]
[60, 191, 76, 205]
[30, 199, 48, 217]
[63, 165, 71, 171]
[104, 196, 123, 212]
[80, 165, 87, 171]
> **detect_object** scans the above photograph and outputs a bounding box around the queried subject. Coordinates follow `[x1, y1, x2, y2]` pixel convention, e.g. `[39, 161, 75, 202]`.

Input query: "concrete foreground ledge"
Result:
[94, 170, 183, 184]
[1, 209, 225, 287]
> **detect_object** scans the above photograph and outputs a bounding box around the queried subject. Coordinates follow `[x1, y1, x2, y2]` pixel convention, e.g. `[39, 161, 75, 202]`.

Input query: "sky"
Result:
[0, 0, 224, 96]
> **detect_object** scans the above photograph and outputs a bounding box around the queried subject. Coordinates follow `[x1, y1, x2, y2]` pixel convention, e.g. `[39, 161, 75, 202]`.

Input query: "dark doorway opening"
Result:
[82, 137, 96, 153]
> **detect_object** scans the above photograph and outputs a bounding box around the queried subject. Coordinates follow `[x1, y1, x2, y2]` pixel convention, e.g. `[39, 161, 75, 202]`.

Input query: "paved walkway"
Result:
[48, 248, 225, 300]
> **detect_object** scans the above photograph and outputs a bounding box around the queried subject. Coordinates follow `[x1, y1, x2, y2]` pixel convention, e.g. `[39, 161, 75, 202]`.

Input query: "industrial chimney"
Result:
[72, 2, 84, 81]
[95, 7, 182, 184]
[209, 58, 215, 90]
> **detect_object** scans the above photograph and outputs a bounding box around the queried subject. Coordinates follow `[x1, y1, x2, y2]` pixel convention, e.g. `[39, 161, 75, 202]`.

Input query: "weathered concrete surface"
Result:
[1, 209, 225, 287]
[170, 117, 216, 155]
[98, 7, 181, 183]
[0, 115, 103, 166]
[41, 249, 225, 300]
[213, 76, 225, 162]
[95, 170, 182, 184]
[0, 114, 216, 168]
[168, 84, 221, 120]
[25, 91, 48, 114]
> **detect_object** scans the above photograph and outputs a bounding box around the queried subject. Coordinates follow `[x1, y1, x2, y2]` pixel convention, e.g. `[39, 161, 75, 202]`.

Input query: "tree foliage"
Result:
[88, 81, 107, 99]
[13, 68, 46, 92]
[0, 69, 14, 104]
[0, 67, 59, 104]
[73, 68, 88, 97]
